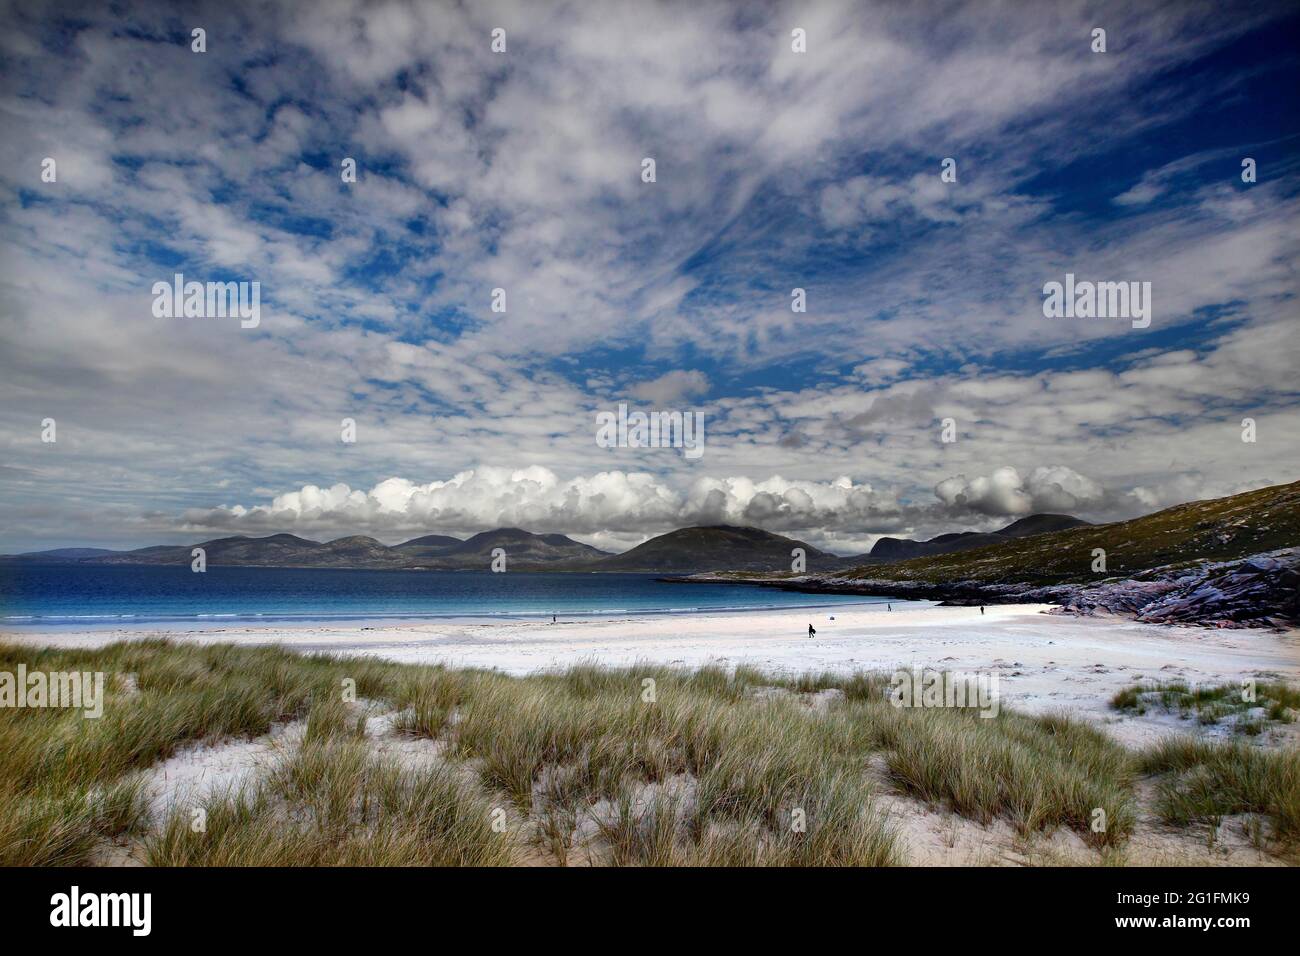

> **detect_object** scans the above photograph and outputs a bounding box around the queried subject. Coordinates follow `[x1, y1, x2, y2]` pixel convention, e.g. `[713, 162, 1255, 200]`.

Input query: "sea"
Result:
[0, 564, 886, 629]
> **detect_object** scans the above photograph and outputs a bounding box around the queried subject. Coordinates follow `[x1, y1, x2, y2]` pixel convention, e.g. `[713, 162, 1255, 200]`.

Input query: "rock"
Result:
[676, 548, 1300, 630]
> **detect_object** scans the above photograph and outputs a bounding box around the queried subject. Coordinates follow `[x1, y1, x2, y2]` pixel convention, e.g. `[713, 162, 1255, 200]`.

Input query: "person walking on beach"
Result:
[980, 605, 984, 615]
[808, 623, 816, 639]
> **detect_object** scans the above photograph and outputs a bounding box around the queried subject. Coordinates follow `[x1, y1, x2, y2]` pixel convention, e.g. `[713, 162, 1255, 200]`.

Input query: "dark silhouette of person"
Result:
[808, 623, 816, 638]
[887, 603, 891, 612]
[552, 613, 557, 624]
[980, 605, 985, 615]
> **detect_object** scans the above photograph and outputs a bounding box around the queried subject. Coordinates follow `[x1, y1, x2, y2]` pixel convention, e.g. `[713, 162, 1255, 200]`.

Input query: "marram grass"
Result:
[2, 639, 1295, 865]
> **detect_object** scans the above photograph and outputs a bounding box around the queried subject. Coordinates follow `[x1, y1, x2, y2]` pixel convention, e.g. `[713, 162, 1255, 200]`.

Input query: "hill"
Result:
[0, 547, 119, 563]
[412, 528, 609, 568]
[839, 480, 1300, 586]
[669, 480, 1300, 628]
[392, 534, 464, 559]
[67, 529, 608, 570]
[867, 513, 1089, 561]
[590, 525, 837, 573]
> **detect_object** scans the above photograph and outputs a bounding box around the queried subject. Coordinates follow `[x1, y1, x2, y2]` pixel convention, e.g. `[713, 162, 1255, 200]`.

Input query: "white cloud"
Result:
[180, 463, 1122, 554]
[627, 370, 710, 404]
[0, 0, 1297, 555]
[935, 466, 1105, 517]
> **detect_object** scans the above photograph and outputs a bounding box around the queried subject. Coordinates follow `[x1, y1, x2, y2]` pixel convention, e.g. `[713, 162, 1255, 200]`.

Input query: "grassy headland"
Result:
[836, 479, 1300, 586]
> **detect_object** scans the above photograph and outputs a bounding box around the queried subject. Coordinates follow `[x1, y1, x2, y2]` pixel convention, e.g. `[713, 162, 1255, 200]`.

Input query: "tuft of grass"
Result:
[1110, 680, 1298, 735]
[880, 707, 1136, 846]
[1139, 737, 1300, 847]
[0, 778, 144, 867]
[392, 669, 464, 738]
[146, 740, 516, 866]
[303, 693, 367, 744]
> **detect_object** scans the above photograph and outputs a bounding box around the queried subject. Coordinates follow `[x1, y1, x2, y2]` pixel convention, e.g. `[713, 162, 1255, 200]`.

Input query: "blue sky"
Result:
[1, 0, 1297, 554]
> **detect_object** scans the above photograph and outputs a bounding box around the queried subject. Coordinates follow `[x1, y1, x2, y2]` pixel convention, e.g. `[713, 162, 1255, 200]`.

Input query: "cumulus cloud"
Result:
[192, 468, 682, 538]
[934, 466, 1105, 517]
[1124, 474, 1280, 513]
[185, 467, 903, 542]
[181, 463, 1124, 553]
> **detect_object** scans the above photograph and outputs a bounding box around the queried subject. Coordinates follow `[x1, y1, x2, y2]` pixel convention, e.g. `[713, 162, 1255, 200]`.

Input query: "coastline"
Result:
[662, 546, 1300, 631]
[7, 602, 1297, 749]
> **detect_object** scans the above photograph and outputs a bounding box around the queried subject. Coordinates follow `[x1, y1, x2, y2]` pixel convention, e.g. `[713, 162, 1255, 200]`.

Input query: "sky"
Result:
[0, 0, 1297, 556]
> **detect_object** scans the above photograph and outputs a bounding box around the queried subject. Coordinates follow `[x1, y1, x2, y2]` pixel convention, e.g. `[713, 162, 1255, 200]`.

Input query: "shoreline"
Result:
[0, 596, 899, 633]
[663, 546, 1300, 631]
[6, 602, 1297, 749]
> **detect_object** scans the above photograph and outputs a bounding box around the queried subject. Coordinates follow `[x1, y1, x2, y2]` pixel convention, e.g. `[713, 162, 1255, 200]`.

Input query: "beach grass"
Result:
[1111, 679, 1298, 735]
[1, 638, 1295, 865]
[145, 738, 515, 866]
[1138, 737, 1300, 846]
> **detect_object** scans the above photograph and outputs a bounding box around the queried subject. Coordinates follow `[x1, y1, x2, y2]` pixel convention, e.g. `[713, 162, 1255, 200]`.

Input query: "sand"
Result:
[20, 603, 1295, 867]
[8, 602, 1298, 748]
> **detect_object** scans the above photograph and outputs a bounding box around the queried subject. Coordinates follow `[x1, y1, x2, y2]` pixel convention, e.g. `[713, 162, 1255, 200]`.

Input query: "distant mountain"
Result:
[411, 528, 609, 568]
[589, 525, 837, 573]
[0, 514, 1086, 574]
[393, 534, 463, 558]
[835, 480, 1300, 586]
[28, 528, 609, 571]
[0, 547, 120, 563]
[867, 513, 1090, 561]
[869, 531, 1004, 561]
[84, 533, 414, 569]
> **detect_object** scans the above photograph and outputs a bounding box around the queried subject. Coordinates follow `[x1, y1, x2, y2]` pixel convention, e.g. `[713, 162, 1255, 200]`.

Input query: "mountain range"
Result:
[0, 513, 1087, 573]
[864, 513, 1089, 561]
[6, 481, 1294, 626]
[674, 480, 1300, 628]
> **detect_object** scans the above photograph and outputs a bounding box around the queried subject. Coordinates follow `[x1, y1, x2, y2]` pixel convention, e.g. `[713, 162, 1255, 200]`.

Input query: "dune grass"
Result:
[874, 706, 1136, 845]
[1138, 737, 1300, 848]
[1111, 680, 1298, 735]
[0, 638, 425, 865]
[145, 738, 515, 866]
[3, 638, 1296, 865]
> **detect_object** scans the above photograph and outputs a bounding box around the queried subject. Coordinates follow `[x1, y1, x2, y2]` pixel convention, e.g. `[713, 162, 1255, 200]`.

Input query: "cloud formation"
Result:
[0, 0, 1297, 554]
[183, 463, 1121, 554]
[934, 466, 1105, 517]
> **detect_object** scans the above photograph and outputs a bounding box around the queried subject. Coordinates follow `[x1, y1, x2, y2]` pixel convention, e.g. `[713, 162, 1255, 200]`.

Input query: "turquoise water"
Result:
[0, 564, 884, 628]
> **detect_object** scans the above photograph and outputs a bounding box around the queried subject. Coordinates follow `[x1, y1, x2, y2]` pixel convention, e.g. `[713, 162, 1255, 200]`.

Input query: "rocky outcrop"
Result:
[666, 548, 1300, 630]
[1058, 549, 1300, 629]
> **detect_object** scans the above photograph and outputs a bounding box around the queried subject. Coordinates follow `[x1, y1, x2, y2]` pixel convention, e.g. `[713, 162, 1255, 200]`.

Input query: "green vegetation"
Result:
[0, 638, 408, 865]
[839, 479, 1300, 585]
[2, 639, 1297, 865]
[146, 737, 513, 866]
[1111, 680, 1298, 735]
[878, 707, 1135, 843]
[1139, 738, 1300, 846]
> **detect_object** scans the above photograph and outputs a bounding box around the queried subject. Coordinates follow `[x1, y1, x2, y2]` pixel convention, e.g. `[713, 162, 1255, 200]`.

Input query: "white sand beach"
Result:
[8, 603, 1299, 747]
